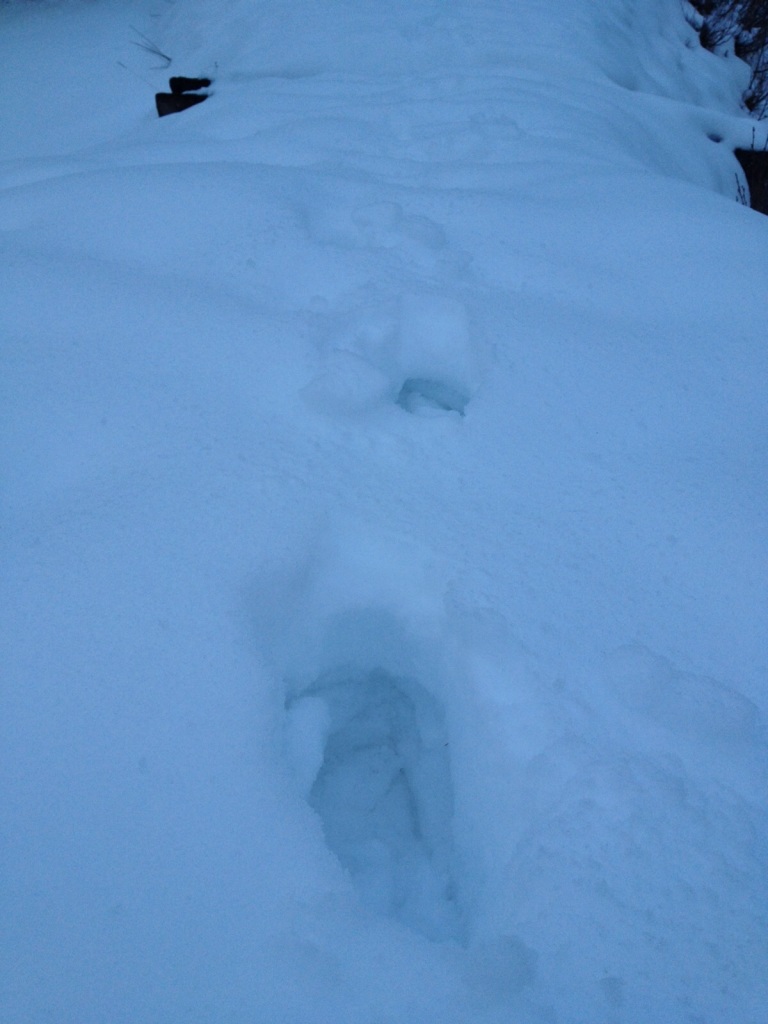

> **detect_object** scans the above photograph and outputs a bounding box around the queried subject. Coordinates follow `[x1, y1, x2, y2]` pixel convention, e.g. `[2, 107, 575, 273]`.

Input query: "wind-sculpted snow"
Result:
[2, 0, 767, 1023]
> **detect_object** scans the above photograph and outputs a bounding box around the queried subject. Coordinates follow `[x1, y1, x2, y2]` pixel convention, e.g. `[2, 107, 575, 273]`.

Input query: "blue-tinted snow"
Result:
[1, 0, 767, 1022]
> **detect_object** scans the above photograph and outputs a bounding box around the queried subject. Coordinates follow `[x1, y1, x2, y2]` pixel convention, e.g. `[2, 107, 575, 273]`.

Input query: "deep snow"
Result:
[1, 1, 767, 1022]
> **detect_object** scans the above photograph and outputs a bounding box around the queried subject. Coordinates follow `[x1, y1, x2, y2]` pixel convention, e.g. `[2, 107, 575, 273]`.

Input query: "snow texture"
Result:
[1, 0, 767, 1022]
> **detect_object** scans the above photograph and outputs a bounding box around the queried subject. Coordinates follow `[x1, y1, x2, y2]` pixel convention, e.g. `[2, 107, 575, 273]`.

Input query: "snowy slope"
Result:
[2, 1, 767, 1022]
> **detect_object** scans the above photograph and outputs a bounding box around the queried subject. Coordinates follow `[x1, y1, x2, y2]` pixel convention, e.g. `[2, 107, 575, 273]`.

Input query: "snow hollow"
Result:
[1, 0, 767, 1022]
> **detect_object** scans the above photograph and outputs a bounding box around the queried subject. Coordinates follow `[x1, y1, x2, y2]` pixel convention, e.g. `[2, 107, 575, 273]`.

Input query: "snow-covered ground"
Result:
[2, 1, 767, 1021]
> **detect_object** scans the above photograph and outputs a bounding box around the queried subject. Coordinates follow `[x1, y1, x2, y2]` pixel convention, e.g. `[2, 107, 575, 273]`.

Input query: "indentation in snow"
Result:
[286, 667, 464, 943]
[397, 377, 469, 416]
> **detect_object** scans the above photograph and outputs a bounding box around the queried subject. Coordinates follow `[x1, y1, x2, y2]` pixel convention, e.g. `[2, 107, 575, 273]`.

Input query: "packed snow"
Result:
[2, 0, 767, 1022]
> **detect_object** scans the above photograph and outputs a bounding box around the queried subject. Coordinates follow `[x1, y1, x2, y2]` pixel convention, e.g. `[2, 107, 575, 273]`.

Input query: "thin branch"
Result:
[129, 25, 172, 68]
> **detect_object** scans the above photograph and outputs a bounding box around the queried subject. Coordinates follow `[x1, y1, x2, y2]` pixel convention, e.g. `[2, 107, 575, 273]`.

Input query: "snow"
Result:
[1, 0, 767, 1022]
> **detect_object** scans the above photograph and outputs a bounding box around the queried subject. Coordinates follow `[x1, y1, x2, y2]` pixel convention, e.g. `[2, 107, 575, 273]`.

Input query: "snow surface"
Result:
[1, 0, 767, 1022]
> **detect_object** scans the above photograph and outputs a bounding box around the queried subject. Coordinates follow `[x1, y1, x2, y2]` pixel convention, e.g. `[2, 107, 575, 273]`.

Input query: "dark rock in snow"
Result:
[155, 91, 208, 118]
[170, 76, 212, 95]
[156, 75, 213, 117]
[735, 148, 768, 214]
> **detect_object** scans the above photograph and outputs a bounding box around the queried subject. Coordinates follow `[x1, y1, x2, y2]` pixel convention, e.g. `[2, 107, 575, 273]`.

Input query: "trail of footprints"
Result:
[288, 199, 478, 941]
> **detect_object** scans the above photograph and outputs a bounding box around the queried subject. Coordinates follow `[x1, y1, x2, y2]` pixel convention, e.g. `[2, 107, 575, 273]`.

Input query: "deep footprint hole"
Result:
[287, 667, 465, 943]
[396, 377, 469, 416]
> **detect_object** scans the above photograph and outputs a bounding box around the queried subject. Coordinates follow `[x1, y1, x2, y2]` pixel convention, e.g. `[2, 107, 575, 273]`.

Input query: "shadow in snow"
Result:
[397, 377, 469, 416]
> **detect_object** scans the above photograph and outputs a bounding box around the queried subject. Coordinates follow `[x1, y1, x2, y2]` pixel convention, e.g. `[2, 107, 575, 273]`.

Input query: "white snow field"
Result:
[1, 0, 767, 1021]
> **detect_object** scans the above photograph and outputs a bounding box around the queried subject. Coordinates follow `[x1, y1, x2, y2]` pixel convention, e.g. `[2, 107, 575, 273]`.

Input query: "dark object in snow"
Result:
[169, 76, 212, 94]
[155, 75, 212, 117]
[696, 0, 768, 116]
[735, 148, 768, 214]
[155, 91, 208, 117]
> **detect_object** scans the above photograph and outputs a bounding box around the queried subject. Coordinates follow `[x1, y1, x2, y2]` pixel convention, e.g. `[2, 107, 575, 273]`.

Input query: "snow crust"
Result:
[2, 0, 767, 1022]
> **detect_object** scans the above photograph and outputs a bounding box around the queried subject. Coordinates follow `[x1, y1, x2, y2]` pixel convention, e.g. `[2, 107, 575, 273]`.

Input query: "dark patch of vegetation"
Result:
[694, 0, 768, 116]
[130, 26, 172, 70]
